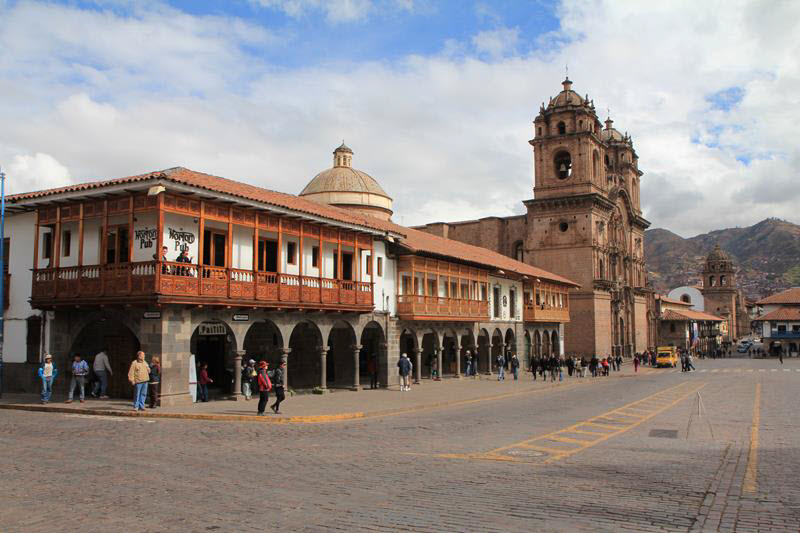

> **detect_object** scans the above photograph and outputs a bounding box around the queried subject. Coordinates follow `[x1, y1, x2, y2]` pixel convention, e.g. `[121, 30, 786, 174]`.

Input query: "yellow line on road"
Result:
[743, 382, 761, 494]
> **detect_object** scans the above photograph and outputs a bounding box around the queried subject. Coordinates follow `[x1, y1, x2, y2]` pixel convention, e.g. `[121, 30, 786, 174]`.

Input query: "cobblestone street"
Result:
[2, 358, 799, 532]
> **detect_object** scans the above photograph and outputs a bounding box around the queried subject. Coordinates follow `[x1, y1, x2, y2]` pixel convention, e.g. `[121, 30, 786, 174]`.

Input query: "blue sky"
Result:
[1, 0, 799, 236]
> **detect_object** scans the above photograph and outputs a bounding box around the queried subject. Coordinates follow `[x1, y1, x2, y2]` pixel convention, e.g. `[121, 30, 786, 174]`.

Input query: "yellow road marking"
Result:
[549, 435, 595, 445]
[743, 382, 761, 494]
[569, 428, 611, 436]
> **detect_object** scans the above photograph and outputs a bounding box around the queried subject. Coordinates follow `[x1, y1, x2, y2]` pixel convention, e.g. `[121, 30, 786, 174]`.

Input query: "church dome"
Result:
[601, 117, 625, 142]
[299, 143, 393, 220]
[548, 78, 586, 108]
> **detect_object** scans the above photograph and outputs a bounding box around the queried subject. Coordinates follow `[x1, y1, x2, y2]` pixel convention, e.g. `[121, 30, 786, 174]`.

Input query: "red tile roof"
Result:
[8, 167, 579, 288]
[756, 287, 800, 305]
[754, 307, 800, 321]
[662, 309, 724, 322]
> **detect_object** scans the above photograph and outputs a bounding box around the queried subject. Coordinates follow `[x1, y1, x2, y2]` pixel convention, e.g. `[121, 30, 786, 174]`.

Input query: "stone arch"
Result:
[70, 318, 141, 399]
[440, 328, 458, 377]
[327, 320, 358, 388]
[190, 320, 238, 397]
[551, 330, 560, 357]
[524, 330, 532, 367]
[243, 319, 284, 370]
[288, 320, 324, 390]
[542, 329, 551, 357]
[534, 330, 542, 358]
[476, 328, 491, 374]
[491, 328, 504, 371]
[505, 328, 516, 354]
[420, 329, 441, 379]
[513, 240, 524, 262]
[360, 321, 386, 387]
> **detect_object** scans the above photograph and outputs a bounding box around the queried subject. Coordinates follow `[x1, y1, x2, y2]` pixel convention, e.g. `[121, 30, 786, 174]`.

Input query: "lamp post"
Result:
[0, 167, 6, 398]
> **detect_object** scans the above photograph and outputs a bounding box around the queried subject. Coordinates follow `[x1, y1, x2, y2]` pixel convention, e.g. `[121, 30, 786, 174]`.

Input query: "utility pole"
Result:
[0, 167, 6, 398]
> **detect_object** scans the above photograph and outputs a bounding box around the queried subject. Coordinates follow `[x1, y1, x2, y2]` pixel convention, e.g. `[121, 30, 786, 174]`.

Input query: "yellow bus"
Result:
[656, 346, 679, 368]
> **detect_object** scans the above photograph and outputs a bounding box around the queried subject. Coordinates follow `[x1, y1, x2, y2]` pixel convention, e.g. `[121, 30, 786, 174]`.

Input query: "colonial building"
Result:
[697, 245, 750, 343]
[753, 287, 800, 357]
[2, 150, 577, 404]
[655, 295, 723, 355]
[416, 77, 651, 358]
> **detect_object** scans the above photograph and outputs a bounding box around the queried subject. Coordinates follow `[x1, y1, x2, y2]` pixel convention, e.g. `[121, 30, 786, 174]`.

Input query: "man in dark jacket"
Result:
[397, 353, 412, 391]
[270, 361, 286, 414]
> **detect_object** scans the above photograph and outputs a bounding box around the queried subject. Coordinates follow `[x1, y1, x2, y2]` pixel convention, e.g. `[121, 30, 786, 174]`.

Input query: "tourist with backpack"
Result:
[256, 360, 272, 416]
[270, 360, 286, 414]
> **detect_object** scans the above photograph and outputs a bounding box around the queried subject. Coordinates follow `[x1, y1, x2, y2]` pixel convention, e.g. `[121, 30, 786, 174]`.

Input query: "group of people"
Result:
[156, 245, 196, 276]
[37, 349, 161, 410]
[239, 358, 287, 415]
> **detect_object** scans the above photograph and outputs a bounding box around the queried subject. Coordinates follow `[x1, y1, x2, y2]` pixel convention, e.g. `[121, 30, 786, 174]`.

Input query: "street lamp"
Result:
[0, 167, 6, 398]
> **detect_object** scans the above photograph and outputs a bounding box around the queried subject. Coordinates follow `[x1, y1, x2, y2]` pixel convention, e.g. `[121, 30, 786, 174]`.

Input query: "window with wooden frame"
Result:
[311, 246, 319, 268]
[105, 226, 130, 264]
[365, 253, 371, 275]
[62, 230, 71, 257]
[203, 230, 227, 267]
[287, 242, 297, 265]
[42, 230, 53, 261]
[377, 257, 383, 277]
[257, 238, 278, 272]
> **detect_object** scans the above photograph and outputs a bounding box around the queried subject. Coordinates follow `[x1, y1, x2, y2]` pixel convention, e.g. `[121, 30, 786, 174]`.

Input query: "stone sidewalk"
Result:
[0, 365, 653, 422]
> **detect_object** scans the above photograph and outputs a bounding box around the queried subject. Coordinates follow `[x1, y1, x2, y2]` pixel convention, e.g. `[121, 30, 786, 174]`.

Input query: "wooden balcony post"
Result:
[299, 221, 304, 301]
[52, 206, 62, 296]
[32, 209, 40, 272]
[337, 229, 342, 303]
[277, 217, 282, 301]
[252, 212, 258, 299]
[197, 201, 205, 294]
[127, 196, 134, 294]
[318, 226, 323, 302]
[101, 200, 109, 295]
[77, 203, 84, 269]
[227, 207, 233, 298]
[155, 195, 164, 292]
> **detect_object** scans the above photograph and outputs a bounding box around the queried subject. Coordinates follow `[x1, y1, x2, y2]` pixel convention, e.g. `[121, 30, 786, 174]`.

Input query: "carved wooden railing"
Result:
[523, 303, 570, 323]
[396, 294, 489, 320]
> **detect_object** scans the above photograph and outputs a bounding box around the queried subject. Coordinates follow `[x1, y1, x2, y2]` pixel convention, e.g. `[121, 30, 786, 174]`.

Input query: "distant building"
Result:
[667, 285, 704, 311]
[753, 287, 800, 357]
[698, 245, 750, 343]
[655, 295, 723, 354]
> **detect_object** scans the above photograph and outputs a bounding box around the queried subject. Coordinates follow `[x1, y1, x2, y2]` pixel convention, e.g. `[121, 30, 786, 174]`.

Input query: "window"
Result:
[312, 246, 319, 268]
[777, 325, 787, 332]
[681, 294, 692, 304]
[287, 242, 297, 265]
[365, 253, 372, 275]
[493, 286, 501, 318]
[598, 259, 604, 280]
[537, 127, 542, 136]
[203, 230, 227, 267]
[513, 241, 524, 262]
[257, 239, 277, 272]
[670, 323, 676, 333]
[720, 275, 726, 286]
[62, 230, 71, 257]
[557, 121, 566, 135]
[554, 151, 572, 179]
[105, 226, 130, 264]
[509, 289, 517, 319]
[26, 316, 42, 364]
[709, 276, 716, 287]
[377, 257, 383, 277]
[42, 231, 53, 260]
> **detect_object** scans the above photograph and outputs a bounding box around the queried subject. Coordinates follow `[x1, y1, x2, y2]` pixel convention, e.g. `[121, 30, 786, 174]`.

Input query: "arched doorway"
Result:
[534, 330, 542, 358]
[191, 321, 237, 397]
[288, 321, 323, 389]
[476, 329, 490, 374]
[505, 328, 516, 366]
[491, 328, 503, 371]
[70, 318, 141, 399]
[551, 330, 560, 357]
[360, 321, 385, 388]
[524, 330, 532, 369]
[244, 320, 283, 369]
[542, 330, 551, 357]
[441, 330, 458, 376]
[328, 321, 357, 388]
[421, 331, 440, 379]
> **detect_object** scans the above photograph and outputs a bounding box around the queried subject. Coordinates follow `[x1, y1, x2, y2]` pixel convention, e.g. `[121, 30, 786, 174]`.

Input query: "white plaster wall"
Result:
[282, 235, 299, 275]
[163, 213, 198, 262]
[232, 226, 252, 270]
[371, 240, 395, 314]
[132, 213, 157, 263]
[302, 238, 320, 278]
[667, 286, 705, 311]
[81, 218, 103, 265]
[3, 211, 43, 363]
[488, 275, 523, 322]
[321, 242, 336, 278]
[58, 220, 80, 268]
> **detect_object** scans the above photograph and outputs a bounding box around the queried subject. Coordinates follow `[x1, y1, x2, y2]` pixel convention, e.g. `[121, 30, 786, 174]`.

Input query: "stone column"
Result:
[319, 345, 329, 392]
[435, 347, 442, 381]
[455, 340, 462, 378]
[280, 347, 291, 390]
[413, 347, 422, 384]
[351, 344, 362, 391]
[379, 342, 388, 389]
[233, 350, 244, 401]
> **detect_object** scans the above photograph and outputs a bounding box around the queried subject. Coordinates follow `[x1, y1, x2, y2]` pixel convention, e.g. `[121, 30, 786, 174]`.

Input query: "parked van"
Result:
[656, 346, 679, 368]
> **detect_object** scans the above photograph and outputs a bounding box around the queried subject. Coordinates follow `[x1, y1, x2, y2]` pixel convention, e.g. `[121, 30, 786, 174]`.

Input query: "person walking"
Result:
[530, 356, 538, 381]
[496, 353, 506, 381]
[148, 356, 161, 408]
[38, 354, 57, 404]
[633, 354, 640, 373]
[397, 353, 412, 391]
[464, 351, 472, 378]
[256, 360, 272, 416]
[779, 347, 784, 364]
[270, 361, 286, 414]
[580, 356, 588, 378]
[197, 363, 212, 402]
[66, 354, 90, 404]
[601, 357, 609, 376]
[128, 351, 150, 411]
[242, 359, 256, 400]
[615, 354, 623, 372]
[368, 356, 379, 389]
[686, 352, 696, 372]
[91, 348, 112, 399]
[510, 354, 520, 381]
[566, 356, 574, 377]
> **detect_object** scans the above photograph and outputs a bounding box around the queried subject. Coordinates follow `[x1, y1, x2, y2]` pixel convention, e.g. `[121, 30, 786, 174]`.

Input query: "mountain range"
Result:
[644, 218, 800, 300]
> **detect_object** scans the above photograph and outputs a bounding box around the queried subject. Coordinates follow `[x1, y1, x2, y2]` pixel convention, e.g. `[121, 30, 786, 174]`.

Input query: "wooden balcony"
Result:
[31, 261, 373, 311]
[524, 303, 570, 323]
[396, 295, 489, 321]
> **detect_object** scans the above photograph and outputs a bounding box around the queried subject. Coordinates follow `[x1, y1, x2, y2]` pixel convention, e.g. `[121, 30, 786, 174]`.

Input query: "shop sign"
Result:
[232, 314, 249, 322]
[143, 311, 161, 319]
[198, 323, 227, 336]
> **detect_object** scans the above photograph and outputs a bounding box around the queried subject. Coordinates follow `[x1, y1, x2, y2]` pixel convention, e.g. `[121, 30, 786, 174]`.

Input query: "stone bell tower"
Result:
[524, 77, 651, 358]
[700, 245, 739, 342]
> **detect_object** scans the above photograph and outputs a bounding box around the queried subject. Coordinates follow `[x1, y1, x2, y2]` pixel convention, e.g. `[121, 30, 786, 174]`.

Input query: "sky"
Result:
[0, 0, 798, 237]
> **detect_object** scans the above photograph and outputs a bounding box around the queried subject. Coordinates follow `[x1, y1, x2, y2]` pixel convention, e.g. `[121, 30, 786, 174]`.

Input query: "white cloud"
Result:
[0, 0, 799, 239]
[253, 0, 372, 23]
[472, 27, 519, 59]
[6, 153, 72, 196]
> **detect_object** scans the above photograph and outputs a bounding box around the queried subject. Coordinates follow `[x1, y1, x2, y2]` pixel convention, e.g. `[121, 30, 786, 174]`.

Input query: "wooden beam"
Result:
[32, 209, 40, 271]
[198, 200, 205, 294]
[227, 206, 233, 298]
[77, 203, 85, 268]
[127, 195, 134, 294]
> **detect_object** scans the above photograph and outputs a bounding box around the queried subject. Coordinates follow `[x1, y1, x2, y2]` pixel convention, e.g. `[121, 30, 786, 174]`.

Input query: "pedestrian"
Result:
[681, 352, 688, 372]
[197, 362, 212, 402]
[407, 357, 414, 390]
[144, 356, 160, 408]
[242, 359, 256, 399]
[38, 354, 57, 404]
[615, 354, 623, 372]
[633, 354, 639, 373]
[270, 360, 286, 414]
[128, 351, 150, 411]
[510, 353, 520, 380]
[550, 355, 559, 382]
[580, 356, 588, 378]
[91, 348, 113, 399]
[686, 352, 695, 372]
[66, 353, 90, 404]
[566, 356, 575, 377]
[397, 353, 412, 391]
[779, 348, 784, 364]
[496, 353, 506, 381]
[464, 351, 472, 377]
[590, 355, 599, 377]
[431, 354, 439, 380]
[256, 360, 272, 415]
[368, 356, 379, 389]
[601, 357, 609, 376]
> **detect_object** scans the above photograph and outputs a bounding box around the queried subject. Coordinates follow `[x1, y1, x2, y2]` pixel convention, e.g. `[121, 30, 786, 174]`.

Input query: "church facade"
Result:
[416, 78, 651, 358]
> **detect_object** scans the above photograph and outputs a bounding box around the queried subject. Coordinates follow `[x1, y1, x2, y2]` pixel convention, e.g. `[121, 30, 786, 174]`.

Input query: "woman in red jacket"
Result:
[256, 360, 272, 416]
[198, 363, 212, 402]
